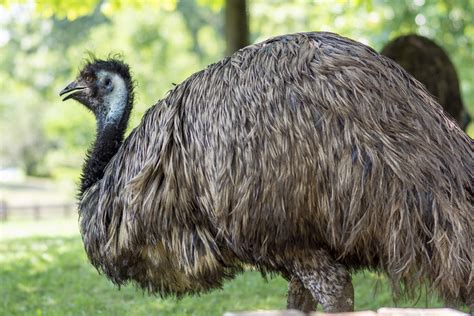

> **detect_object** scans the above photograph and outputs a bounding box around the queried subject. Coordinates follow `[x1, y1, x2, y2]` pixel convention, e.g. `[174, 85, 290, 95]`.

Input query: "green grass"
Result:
[0, 220, 455, 316]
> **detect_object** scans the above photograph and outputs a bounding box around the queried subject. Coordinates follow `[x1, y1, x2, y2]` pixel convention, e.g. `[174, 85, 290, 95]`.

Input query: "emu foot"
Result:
[291, 249, 354, 313]
[287, 276, 317, 312]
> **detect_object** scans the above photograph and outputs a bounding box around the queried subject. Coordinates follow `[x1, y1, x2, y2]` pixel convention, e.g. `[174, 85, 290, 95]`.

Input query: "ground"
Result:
[0, 218, 451, 316]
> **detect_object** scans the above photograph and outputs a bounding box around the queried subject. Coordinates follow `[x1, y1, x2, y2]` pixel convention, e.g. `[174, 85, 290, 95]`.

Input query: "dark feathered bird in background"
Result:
[382, 34, 471, 130]
[60, 32, 473, 313]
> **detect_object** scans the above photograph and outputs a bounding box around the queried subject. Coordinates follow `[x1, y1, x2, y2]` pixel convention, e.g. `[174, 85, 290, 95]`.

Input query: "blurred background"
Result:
[0, 0, 473, 315]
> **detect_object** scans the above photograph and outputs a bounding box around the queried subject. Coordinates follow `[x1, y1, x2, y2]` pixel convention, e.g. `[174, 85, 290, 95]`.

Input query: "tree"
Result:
[0, 0, 248, 57]
[224, 0, 249, 55]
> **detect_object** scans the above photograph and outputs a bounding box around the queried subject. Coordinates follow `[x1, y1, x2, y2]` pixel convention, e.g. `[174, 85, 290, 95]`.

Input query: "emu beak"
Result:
[59, 81, 87, 101]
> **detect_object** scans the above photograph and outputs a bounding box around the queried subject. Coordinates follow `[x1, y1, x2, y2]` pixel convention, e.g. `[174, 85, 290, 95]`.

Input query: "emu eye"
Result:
[84, 75, 94, 83]
[104, 78, 112, 87]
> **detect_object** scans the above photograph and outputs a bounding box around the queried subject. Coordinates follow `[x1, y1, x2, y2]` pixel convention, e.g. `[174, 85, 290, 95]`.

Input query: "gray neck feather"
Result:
[104, 73, 128, 127]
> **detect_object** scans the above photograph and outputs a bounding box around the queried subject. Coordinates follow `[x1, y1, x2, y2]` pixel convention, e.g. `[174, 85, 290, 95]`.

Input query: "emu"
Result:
[60, 32, 473, 313]
[381, 34, 471, 130]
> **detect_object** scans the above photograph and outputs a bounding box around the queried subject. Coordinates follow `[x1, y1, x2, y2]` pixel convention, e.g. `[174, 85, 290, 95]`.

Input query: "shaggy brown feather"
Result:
[78, 32, 473, 308]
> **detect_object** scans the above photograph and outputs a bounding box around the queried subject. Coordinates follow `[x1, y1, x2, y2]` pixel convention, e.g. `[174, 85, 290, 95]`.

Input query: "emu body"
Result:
[62, 32, 473, 312]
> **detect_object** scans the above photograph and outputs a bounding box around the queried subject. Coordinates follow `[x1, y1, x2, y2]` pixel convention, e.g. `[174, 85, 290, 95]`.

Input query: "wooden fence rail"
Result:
[0, 200, 76, 221]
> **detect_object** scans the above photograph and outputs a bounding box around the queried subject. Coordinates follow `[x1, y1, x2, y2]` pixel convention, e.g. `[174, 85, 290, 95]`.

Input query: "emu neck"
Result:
[79, 92, 132, 197]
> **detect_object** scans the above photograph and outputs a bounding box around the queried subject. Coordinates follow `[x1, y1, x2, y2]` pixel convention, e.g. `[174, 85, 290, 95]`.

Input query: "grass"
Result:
[0, 220, 455, 315]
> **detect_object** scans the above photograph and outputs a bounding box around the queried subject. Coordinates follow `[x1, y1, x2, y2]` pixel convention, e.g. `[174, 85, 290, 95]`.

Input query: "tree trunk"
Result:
[225, 0, 249, 56]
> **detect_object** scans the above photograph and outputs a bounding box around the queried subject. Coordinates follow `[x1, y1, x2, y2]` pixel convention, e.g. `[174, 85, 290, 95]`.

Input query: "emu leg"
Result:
[292, 251, 354, 313]
[287, 276, 318, 312]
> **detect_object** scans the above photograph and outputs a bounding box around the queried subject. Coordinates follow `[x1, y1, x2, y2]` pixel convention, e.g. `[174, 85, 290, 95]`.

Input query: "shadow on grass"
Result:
[0, 236, 448, 316]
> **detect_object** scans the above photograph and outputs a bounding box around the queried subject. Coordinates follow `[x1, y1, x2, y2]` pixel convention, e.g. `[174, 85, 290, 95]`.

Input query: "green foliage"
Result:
[0, 2, 223, 175]
[0, 228, 451, 315]
[0, 0, 472, 176]
[0, 0, 178, 19]
[197, 0, 224, 12]
[35, 0, 99, 20]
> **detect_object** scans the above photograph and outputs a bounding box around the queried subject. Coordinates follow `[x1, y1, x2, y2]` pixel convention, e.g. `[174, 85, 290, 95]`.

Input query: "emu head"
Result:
[60, 58, 134, 129]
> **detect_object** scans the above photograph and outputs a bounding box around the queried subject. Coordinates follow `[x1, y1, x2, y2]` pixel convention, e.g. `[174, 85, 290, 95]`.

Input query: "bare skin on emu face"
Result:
[60, 32, 473, 313]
